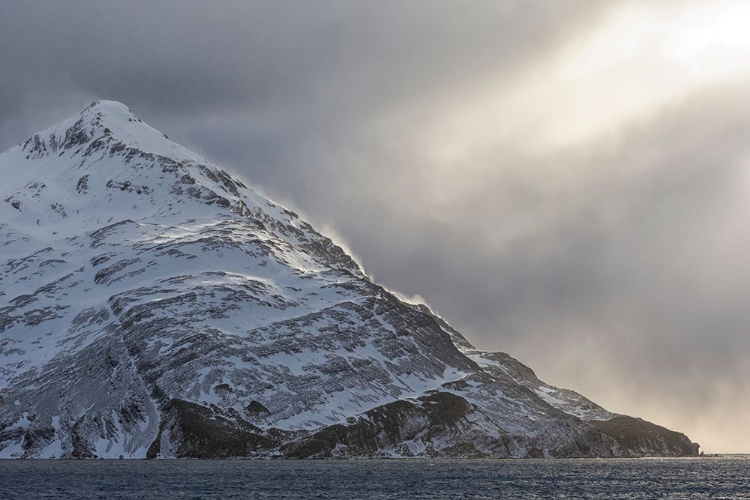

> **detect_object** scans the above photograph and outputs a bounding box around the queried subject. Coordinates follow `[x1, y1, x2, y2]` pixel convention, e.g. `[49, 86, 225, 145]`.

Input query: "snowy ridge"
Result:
[0, 101, 698, 458]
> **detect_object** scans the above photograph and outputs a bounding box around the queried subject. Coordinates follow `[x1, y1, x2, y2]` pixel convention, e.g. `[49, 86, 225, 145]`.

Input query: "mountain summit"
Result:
[0, 101, 698, 458]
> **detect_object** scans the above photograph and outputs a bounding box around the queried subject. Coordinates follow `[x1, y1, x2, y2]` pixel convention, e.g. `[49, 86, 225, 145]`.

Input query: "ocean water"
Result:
[1, 457, 749, 499]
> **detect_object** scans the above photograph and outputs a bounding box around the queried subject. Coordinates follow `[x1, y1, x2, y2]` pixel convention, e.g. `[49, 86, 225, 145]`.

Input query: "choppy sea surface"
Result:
[1, 457, 749, 499]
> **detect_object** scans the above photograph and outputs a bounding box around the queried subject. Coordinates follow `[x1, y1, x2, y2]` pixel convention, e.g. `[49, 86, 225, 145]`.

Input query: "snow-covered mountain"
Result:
[0, 101, 698, 458]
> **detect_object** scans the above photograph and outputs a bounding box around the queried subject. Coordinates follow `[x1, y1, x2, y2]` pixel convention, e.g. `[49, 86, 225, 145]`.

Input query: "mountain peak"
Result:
[8, 100, 195, 168]
[0, 101, 361, 273]
[0, 102, 698, 459]
[75, 100, 146, 134]
[0, 101, 193, 231]
[84, 99, 133, 113]
[81, 99, 137, 120]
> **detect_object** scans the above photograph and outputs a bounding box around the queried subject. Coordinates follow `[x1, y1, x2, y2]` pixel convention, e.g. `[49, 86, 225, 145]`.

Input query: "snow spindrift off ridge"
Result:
[0, 101, 698, 459]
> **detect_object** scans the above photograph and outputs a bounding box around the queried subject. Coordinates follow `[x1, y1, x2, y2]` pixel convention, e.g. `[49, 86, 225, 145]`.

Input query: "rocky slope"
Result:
[0, 101, 699, 458]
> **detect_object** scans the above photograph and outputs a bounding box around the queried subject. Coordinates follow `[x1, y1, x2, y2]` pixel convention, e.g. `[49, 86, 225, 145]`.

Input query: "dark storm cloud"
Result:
[0, 0, 607, 145]
[1, 1, 748, 451]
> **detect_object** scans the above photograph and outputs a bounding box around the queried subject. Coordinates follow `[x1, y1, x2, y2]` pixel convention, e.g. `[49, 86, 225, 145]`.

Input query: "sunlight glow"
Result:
[660, 2, 750, 78]
[417, 0, 750, 171]
[564, 2, 750, 80]
[551, 0, 750, 148]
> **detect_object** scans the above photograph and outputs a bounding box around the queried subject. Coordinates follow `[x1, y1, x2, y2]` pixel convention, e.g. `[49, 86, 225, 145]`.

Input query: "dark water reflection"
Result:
[1, 457, 749, 499]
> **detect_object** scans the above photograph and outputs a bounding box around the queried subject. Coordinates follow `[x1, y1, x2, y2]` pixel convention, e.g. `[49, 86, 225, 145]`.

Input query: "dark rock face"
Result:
[0, 101, 699, 459]
[147, 399, 281, 459]
[591, 416, 700, 457]
[283, 392, 508, 459]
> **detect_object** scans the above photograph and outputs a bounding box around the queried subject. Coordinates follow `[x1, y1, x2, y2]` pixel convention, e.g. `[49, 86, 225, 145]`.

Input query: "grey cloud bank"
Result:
[1, 0, 748, 452]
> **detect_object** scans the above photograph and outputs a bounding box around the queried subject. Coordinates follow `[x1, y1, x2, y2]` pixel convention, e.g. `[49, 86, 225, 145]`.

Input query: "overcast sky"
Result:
[3, 0, 750, 453]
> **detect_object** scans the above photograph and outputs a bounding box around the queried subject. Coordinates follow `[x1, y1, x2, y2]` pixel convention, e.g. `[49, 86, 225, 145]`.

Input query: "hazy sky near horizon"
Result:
[2, 0, 750, 453]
